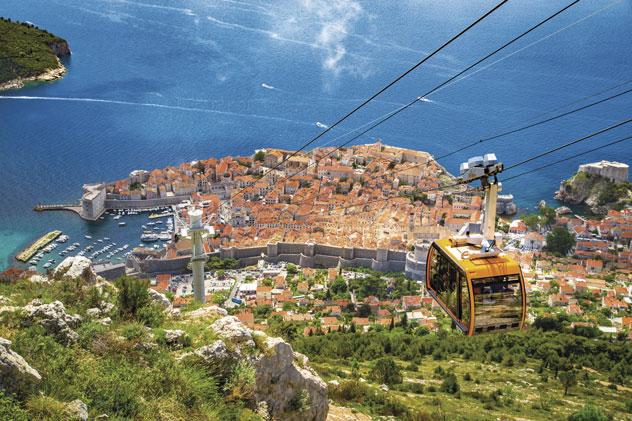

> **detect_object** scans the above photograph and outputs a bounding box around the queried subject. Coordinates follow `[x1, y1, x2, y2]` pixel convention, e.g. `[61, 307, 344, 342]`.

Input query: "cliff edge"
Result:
[555, 160, 631, 214]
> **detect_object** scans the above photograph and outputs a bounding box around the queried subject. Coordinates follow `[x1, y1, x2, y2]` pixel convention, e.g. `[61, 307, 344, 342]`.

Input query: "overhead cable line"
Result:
[504, 117, 632, 171]
[232, 0, 510, 198]
[503, 134, 632, 182]
[243, 1, 584, 198]
[295, 117, 631, 218]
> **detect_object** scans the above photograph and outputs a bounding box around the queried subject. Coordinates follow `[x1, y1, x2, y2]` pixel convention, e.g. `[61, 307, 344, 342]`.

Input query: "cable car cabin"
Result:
[426, 238, 526, 335]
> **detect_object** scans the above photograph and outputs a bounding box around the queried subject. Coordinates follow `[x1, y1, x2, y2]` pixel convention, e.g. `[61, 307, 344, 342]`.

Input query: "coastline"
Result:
[0, 58, 67, 92]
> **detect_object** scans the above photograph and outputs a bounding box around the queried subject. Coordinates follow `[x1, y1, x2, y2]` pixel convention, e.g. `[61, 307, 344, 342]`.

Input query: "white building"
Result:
[579, 161, 628, 183]
[81, 183, 106, 220]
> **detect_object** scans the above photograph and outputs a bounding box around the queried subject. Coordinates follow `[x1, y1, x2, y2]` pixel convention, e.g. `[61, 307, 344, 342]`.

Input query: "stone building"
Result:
[578, 161, 628, 183]
[81, 183, 106, 220]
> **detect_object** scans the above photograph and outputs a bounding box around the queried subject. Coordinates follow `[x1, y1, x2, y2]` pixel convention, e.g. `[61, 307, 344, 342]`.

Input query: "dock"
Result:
[33, 203, 83, 216]
[16, 230, 62, 262]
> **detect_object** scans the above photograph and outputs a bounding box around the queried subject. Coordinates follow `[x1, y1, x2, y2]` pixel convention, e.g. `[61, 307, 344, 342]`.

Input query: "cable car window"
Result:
[472, 274, 522, 331]
[428, 245, 470, 329]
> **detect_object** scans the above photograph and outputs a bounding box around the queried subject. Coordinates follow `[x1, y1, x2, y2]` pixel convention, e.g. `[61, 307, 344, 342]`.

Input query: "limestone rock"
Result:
[0, 337, 41, 395]
[0, 296, 11, 305]
[210, 316, 254, 347]
[194, 340, 238, 377]
[22, 300, 81, 345]
[86, 308, 102, 318]
[133, 342, 158, 352]
[97, 317, 112, 326]
[149, 289, 172, 310]
[66, 399, 88, 421]
[186, 305, 227, 319]
[164, 329, 188, 348]
[29, 274, 51, 284]
[54, 256, 96, 282]
[253, 335, 328, 421]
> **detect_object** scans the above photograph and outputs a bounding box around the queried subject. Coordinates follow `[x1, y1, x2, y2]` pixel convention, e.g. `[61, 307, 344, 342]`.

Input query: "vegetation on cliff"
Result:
[0, 17, 70, 86]
[0, 271, 325, 420]
[556, 170, 632, 213]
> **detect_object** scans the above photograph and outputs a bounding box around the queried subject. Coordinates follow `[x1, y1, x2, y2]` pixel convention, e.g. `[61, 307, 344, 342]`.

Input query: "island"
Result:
[0, 17, 70, 91]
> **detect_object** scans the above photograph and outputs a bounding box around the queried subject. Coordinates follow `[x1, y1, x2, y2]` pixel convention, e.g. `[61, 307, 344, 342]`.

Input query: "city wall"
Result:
[104, 195, 190, 210]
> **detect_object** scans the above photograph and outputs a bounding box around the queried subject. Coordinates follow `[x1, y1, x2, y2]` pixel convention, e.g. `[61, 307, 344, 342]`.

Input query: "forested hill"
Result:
[0, 17, 70, 86]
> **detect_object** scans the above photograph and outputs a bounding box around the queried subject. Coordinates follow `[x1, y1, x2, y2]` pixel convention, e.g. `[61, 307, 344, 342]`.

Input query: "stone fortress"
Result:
[578, 160, 629, 183]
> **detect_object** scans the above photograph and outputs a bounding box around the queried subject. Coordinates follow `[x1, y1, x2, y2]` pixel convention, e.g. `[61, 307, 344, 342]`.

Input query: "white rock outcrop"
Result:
[0, 337, 41, 395]
[149, 289, 172, 311]
[185, 305, 228, 319]
[22, 300, 82, 345]
[66, 399, 88, 421]
[164, 329, 188, 348]
[210, 316, 254, 347]
[54, 256, 96, 282]
[207, 316, 328, 421]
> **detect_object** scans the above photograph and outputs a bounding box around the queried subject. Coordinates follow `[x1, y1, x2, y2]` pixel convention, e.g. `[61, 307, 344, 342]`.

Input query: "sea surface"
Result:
[1, 0, 631, 270]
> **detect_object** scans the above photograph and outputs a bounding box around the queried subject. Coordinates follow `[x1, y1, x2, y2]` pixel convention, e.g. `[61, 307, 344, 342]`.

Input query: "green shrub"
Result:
[137, 303, 165, 327]
[115, 276, 150, 319]
[368, 357, 402, 385]
[224, 361, 256, 403]
[0, 392, 28, 421]
[287, 389, 310, 413]
[76, 321, 108, 349]
[441, 372, 459, 394]
[568, 404, 608, 421]
[25, 395, 69, 420]
[120, 322, 148, 341]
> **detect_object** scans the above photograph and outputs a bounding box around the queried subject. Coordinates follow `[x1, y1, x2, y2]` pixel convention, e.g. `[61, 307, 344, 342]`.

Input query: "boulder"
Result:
[0, 337, 41, 395]
[97, 317, 112, 326]
[164, 329, 188, 348]
[208, 316, 328, 421]
[210, 316, 254, 347]
[65, 399, 88, 421]
[22, 300, 81, 345]
[86, 308, 102, 318]
[54, 256, 96, 282]
[29, 274, 51, 284]
[253, 335, 328, 421]
[193, 340, 238, 378]
[149, 289, 172, 310]
[186, 305, 227, 319]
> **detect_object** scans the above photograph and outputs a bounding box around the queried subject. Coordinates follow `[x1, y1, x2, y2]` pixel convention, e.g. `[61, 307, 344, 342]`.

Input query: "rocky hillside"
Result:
[0, 17, 70, 90]
[555, 170, 631, 214]
[0, 257, 327, 420]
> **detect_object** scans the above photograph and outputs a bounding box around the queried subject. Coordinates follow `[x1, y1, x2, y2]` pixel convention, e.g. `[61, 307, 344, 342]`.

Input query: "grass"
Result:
[0, 17, 68, 84]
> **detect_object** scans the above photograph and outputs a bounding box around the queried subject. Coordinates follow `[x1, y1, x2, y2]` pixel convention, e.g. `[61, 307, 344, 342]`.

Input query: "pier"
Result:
[16, 230, 62, 262]
[33, 203, 83, 217]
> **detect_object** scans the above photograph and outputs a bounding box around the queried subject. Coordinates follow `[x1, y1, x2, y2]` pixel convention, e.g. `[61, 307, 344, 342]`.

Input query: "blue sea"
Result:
[1, 0, 631, 270]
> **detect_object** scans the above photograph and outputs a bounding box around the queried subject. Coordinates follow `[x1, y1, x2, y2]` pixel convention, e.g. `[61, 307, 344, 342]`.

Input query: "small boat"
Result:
[104, 237, 110, 241]
[119, 222, 126, 227]
[85, 235, 92, 239]
[113, 215, 122, 220]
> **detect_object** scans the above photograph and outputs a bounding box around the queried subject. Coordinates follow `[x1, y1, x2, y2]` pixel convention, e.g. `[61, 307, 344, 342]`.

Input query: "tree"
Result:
[254, 150, 265, 162]
[523, 214, 540, 231]
[115, 276, 150, 318]
[539, 206, 557, 226]
[369, 357, 402, 385]
[356, 303, 371, 317]
[568, 404, 608, 421]
[546, 227, 576, 256]
[330, 277, 347, 295]
[400, 312, 408, 328]
[559, 369, 577, 396]
[441, 372, 460, 394]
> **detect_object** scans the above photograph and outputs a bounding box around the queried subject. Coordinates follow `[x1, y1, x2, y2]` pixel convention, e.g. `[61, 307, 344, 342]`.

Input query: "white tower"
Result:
[189, 207, 208, 303]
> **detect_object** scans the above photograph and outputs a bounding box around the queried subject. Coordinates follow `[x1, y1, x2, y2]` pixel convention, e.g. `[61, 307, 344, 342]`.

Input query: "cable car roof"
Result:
[433, 238, 521, 279]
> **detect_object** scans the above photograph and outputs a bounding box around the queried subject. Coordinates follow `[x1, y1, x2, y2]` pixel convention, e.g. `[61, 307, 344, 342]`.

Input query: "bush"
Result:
[287, 389, 310, 413]
[25, 395, 69, 419]
[224, 361, 256, 403]
[369, 357, 402, 385]
[115, 276, 150, 318]
[568, 404, 608, 421]
[463, 372, 472, 381]
[137, 303, 165, 327]
[0, 392, 28, 421]
[441, 372, 459, 394]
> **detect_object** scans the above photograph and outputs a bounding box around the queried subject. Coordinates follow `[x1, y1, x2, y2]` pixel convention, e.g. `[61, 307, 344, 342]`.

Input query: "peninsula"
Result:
[0, 17, 70, 91]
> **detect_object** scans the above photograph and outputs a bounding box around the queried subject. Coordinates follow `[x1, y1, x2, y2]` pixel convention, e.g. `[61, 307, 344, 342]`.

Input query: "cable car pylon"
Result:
[426, 154, 527, 335]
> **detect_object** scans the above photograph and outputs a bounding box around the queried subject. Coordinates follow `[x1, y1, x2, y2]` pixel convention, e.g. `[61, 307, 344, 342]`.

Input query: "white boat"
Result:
[158, 231, 171, 241]
[113, 215, 121, 220]
[140, 232, 159, 242]
[85, 235, 92, 239]
[56, 235, 69, 243]
[119, 222, 126, 227]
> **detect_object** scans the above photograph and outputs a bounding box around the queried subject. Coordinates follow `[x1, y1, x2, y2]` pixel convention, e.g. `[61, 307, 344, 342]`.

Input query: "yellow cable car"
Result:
[426, 238, 526, 335]
[425, 153, 526, 335]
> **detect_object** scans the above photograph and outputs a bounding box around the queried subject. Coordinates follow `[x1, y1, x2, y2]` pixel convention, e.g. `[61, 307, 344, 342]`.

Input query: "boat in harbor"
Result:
[119, 222, 127, 226]
[56, 234, 69, 243]
[15, 230, 62, 262]
[140, 231, 159, 242]
[158, 231, 171, 241]
[85, 235, 92, 239]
